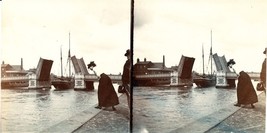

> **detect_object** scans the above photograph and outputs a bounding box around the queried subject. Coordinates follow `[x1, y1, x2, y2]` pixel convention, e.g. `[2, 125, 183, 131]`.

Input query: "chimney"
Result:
[137, 58, 140, 63]
[21, 58, 23, 70]
[144, 58, 146, 62]
[163, 55, 165, 68]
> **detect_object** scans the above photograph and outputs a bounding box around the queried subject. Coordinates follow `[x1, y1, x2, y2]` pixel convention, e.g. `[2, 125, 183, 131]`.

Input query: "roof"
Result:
[150, 62, 164, 68]
[1, 64, 23, 71]
[1, 64, 12, 68]
[11, 65, 23, 71]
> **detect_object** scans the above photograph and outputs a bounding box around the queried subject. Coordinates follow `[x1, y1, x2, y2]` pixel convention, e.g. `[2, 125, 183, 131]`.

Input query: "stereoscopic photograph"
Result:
[1, 0, 266, 133]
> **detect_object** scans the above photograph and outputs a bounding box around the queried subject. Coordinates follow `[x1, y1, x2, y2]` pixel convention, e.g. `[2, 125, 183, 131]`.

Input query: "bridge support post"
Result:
[74, 73, 86, 90]
[28, 73, 51, 89]
[84, 81, 94, 90]
[74, 73, 95, 91]
[170, 71, 179, 86]
[28, 73, 38, 89]
[216, 71, 228, 88]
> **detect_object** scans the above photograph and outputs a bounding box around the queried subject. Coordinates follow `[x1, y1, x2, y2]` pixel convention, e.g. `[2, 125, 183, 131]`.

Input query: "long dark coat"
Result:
[122, 59, 130, 85]
[97, 73, 119, 107]
[236, 71, 258, 104]
[260, 59, 266, 84]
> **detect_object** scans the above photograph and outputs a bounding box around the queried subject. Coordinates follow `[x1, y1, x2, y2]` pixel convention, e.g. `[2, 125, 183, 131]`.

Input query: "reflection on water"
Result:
[1, 83, 120, 132]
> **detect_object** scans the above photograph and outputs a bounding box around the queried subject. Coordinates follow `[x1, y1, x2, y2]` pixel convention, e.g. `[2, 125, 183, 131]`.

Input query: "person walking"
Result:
[95, 73, 119, 111]
[122, 49, 131, 109]
[234, 71, 258, 108]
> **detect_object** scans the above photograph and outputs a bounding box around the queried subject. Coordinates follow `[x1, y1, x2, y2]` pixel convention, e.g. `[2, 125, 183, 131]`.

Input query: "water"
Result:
[133, 81, 261, 133]
[1, 83, 119, 133]
[2, 81, 260, 133]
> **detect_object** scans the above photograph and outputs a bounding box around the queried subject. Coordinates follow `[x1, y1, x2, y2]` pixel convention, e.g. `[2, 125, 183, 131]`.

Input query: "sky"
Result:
[1, 0, 130, 76]
[134, 0, 267, 73]
[1, 0, 266, 77]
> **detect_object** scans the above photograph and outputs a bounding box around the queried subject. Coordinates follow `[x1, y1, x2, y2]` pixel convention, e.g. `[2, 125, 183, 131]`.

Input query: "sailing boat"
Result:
[193, 31, 216, 88]
[52, 33, 74, 90]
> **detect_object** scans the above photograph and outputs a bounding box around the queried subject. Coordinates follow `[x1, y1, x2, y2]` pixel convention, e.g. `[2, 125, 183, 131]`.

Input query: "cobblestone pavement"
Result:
[206, 92, 265, 133]
[73, 93, 130, 133]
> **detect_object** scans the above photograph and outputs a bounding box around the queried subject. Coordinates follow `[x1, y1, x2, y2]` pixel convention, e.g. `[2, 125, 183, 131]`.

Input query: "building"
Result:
[1, 59, 29, 88]
[133, 55, 195, 86]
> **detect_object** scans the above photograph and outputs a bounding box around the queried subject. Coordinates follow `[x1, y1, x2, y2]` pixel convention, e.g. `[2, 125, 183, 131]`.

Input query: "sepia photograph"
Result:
[1, 0, 131, 132]
[1, 0, 267, 133]
[133, 0, 266, 133]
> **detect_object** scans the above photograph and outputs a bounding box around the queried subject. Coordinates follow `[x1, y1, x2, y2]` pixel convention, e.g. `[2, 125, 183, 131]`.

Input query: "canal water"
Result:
[1, 83, 119, 132]
[133, 81, 261, 133]
[2, 81, 260, 133]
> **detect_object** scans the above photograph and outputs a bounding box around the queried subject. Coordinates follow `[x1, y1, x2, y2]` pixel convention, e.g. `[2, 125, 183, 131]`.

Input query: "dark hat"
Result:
[264, 49, 266, 54]
[124, 49, 130, 56]
[227, 59, 236, 67]
[87, 61, 96, 69]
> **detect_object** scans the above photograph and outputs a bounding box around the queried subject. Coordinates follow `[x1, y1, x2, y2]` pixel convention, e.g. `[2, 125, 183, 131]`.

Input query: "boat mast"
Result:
[202, 44, 205, 75]
[60, 45, 63, 77]
[68, 32, 71, 77]
[210, 30, 213, 74]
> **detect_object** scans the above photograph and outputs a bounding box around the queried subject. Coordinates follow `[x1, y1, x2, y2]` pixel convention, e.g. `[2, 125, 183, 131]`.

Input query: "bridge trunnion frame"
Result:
[28, 58, 53, 89]
[213, 53, 237, 88]
[171, 55, 195, 87]
[71, 56, 96, 91]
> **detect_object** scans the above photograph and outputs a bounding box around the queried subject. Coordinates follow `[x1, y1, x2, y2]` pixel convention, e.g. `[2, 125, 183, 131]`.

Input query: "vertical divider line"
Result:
[130, 0, 134, 132]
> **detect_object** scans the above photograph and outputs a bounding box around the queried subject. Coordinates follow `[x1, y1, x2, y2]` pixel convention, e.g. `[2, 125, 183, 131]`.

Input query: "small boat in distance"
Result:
[52, 33, 74, 90]
[193, 73, 216, 88]
[52, 76, 74, 90]
[193, 31, 216, 88]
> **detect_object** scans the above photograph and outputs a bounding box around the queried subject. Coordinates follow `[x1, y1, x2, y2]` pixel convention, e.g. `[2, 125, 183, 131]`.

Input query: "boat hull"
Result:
[52, 78, 74, 90]
[193, 78, 216, 88]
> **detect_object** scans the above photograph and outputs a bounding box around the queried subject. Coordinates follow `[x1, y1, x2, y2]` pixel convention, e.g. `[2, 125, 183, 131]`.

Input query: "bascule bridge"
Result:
[71, 56, 122, 90]
[213, 53, 238, 88]
[28, 58, 53, 89]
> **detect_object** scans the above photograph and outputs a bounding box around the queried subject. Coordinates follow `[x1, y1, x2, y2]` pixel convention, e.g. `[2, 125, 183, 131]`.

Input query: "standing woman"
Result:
[95, 73, 119, 111]
[88, 61, 119, 111]
[122, 49, 131, 108]
[234, 71, 258, 108]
